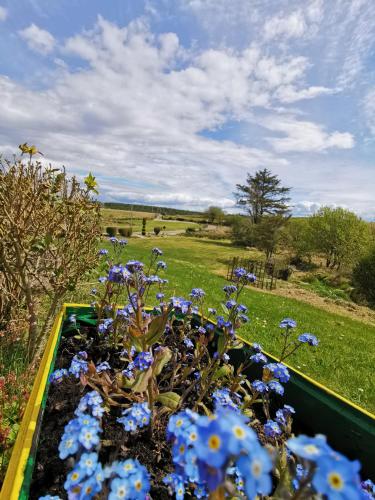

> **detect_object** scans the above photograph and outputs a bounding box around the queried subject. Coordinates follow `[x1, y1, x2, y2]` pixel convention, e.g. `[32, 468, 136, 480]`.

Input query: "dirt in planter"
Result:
[29, 324, 194, 499]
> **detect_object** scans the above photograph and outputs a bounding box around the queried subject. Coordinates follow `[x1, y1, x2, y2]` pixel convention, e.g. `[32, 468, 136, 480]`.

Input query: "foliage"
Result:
[119, 227, 133, 238]
[281, 218, 314, 261]
[0, 145, 101, 361]
[352, 246, 375, 306]
[309, 207, 370, 269]
[154, 226, 162, 235]
[205, 206, 225, 224]
[231, 216, 254, 246]
[41, 244, 373, 499]
[142, 218, 146, 236]
[106, 226, 117, 237]
[236, 168, 291, 224]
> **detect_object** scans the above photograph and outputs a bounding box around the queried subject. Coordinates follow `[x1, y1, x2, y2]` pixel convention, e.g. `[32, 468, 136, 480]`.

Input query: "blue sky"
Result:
[0, 0, 374, 217]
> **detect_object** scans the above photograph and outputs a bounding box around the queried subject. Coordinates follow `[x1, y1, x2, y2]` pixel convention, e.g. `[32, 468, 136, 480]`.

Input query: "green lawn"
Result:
[72, 236, 375, 413]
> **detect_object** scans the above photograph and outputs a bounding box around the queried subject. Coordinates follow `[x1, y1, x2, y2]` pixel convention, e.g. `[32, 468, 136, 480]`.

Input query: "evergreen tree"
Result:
[236, 168, 291, 224]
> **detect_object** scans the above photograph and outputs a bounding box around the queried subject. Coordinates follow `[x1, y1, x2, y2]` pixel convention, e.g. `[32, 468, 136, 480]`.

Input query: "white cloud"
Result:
[19, 23, 55, 55]
[264, 11, 306, 40]
[261, 116, 355, 153]
[0, 6, 8, 21]
[274, 85, 336, 103]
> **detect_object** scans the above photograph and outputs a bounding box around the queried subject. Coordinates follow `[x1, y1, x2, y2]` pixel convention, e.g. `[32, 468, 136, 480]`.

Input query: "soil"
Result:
[29, 326, 174, 499]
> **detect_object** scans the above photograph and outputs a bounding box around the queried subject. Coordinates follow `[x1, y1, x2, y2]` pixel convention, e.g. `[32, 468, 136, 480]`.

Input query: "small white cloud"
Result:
[262, 116, 355, 153]
[275, 85, 336, 103]
[264, 11, 306, 40]
[19, 24, 55, 55]
[0, 6, 7, 21]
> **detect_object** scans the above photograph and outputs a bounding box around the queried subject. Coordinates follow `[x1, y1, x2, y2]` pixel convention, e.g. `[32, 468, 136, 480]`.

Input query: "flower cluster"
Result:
[117, 402, 151, 432]
[109, 459, 150, 500]
[69, 351, 89, 378]
[58, 391, 103, 461]
[167, 407, 272, 497]
[212, 388, 240, 412]
[50, 368, 68, 384]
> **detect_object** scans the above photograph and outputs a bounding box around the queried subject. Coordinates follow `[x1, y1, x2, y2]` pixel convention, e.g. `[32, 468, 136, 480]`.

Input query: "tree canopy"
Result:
[236, 168, 291, 224]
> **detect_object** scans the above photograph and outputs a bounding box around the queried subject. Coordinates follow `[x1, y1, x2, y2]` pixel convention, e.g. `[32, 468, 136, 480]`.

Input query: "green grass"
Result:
[72, 236, 375, 413]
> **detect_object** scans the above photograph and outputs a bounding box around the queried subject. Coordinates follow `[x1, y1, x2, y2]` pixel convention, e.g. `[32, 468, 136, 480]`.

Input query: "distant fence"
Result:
[226, 257, 278, 290]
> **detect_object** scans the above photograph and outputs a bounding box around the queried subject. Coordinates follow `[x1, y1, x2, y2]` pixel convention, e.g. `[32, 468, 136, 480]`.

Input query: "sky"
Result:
[0, 0, 374, 218]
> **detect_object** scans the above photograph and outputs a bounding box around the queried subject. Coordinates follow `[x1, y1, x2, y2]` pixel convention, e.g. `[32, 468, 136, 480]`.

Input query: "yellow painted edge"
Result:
[0, 306, 65, 500]
[64, 303, 375, 420]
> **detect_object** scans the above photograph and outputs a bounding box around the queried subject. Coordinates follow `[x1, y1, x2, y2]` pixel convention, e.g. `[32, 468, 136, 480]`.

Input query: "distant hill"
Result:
[102, 202, 204, 216]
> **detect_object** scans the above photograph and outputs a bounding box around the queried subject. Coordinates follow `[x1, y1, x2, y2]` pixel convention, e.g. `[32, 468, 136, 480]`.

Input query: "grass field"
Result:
[101, 208, 200, 232]
[71, 236, 375, 413]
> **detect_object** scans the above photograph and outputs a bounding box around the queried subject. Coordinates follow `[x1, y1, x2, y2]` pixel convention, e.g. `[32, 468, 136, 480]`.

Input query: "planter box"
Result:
[1, 303, 375, 499]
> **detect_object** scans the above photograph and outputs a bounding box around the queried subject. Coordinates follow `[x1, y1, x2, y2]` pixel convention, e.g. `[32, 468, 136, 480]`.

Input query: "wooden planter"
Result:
[1, 303, 374, 499]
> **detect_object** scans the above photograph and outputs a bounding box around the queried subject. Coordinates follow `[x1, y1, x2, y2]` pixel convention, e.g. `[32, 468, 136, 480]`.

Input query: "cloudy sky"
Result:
[0, 0, 374, 217]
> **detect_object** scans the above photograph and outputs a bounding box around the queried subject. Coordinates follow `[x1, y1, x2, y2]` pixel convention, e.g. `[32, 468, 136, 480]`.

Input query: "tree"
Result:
[352, 246, 375, 306]
[205, 206, 225, 224]
[236, 168, 291, 224]
[309, 207, 370, 269]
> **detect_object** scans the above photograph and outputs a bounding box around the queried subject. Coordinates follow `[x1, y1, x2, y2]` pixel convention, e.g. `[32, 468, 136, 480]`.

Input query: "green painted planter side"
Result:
[4, 304, 375, 499]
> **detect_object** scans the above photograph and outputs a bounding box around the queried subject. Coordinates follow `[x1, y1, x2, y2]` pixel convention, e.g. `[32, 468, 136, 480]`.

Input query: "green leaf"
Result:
[132, 367, 152, 393]
[217, 332, 226, 355]
[144, 312, 169, 345]
[153, 347, 172, 376]
[212, 364, 233, 381]
[84, 172, 99, 194]
[156, 392, 181, 410]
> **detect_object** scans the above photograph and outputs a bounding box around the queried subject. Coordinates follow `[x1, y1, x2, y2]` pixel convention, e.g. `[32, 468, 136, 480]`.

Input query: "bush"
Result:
[185, 227, 196, 234]
[154, 226, 161, 235]
[119, 227, 132, 238]
[0, 145, 101, 361]
[142, 218, 146, 236]
[352, 247, 375, 306]
[106, 226, 117, 237]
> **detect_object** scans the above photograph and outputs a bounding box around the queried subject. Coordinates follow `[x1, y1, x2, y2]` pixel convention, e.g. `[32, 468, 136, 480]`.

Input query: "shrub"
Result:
[352, 247, 375, 306]
[185, 227, 196, 234]
[106, 226, 117, 237]
[119, 226, 132, 238]
[0, 145, 101, 361]
[154, 226, 161, 235]
[142, 218, 146, 236]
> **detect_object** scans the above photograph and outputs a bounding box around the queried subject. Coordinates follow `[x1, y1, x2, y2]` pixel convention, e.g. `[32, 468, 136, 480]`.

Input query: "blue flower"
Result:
[252, 380, 268, 393]
[246, 273, 257, 283]
[64, 465, 86, 491]
[233, 267, 247, 278]
[109, 237, 118, 244]
[212, 388, 239, 412]
[156, 292, 165, 300]
[239, 313, 250, 323]
[78, 452, 98, 476]
[250, 353, 268, 364]
[119, 239, 128, 246]
[190, 287, 205, 298]
[276, 405, 295, 426]
[236, 445, 272, 499]
[237, 304, 248, 313]
[38, 496, 61, 500]
[167, 412, 194, 440]
[69, 353, 88, 378]
[279, 318, 297, 329]
[264, 362, 290, 383]
[152, 247, 163, 256]
[118, 402, 151, 432]
[225, 299, 237, 309]
[264, 420, 282, 438]
[183, 337, 194, 349]
[58, 434, 79, 459]
[98, 276, 107, 283]
[287, 435, 332, 461]
[124, 462, 150, 498]
[252, 343, 262, 352]
[313, 453, 362, 499]
[208, 307, 217, 315]
[299, 333, 319, 346]
[78, 426, 100, 450]
[133, 352, 153, 371]
[171, 296, 192, 313]
[268, 380, 284, 395]
[156, 260, 167, 269]
[50, 368, 68, 383]
[221, 409, 257, 455]
[195, 416, 231, 467]
[109, 477, 131, 500]
[98, 249, 109, 255]
[98, 318, 113, 334]
[108, 265, 130, 284]
[125, 260, 144, 273]
[223, 285, 237, 296]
